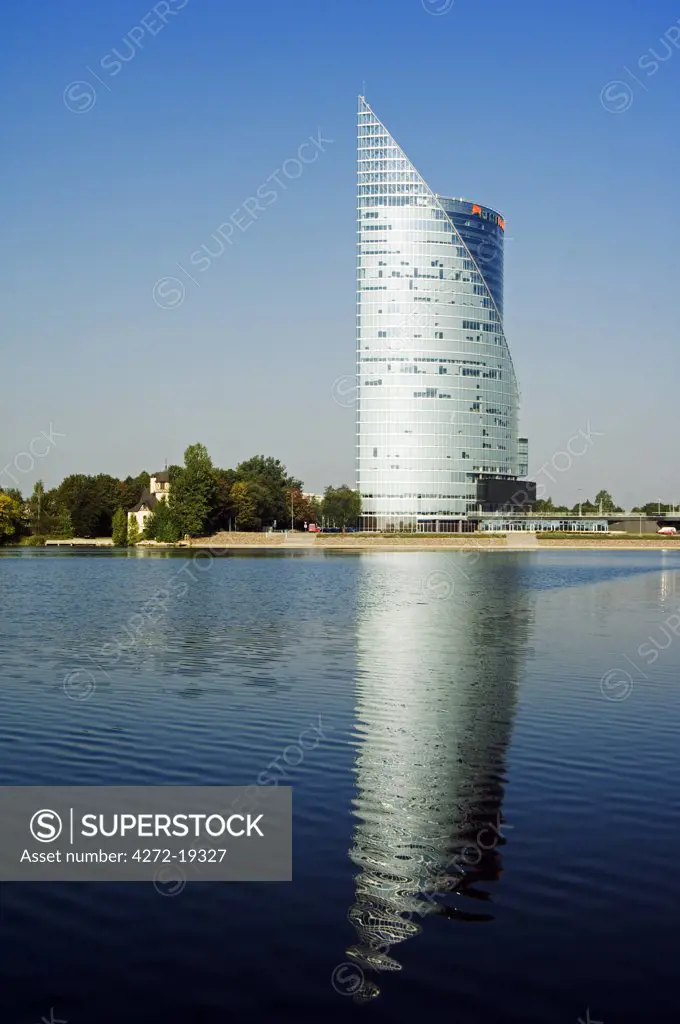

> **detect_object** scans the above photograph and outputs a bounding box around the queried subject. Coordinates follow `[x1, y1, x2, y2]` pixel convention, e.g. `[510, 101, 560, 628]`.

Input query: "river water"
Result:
[1, 548, 679, 1023]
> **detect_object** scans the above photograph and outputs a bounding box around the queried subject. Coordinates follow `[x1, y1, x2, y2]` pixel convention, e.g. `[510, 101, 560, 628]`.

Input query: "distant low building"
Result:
[128, 471, 170, 534]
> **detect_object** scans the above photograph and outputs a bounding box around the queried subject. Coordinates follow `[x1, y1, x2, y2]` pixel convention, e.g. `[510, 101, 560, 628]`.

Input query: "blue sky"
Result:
[2, 0, 679, 507]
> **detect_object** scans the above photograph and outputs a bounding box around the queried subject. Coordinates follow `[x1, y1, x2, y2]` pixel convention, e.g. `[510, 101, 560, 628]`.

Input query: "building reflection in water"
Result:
[345, 553, 532, 1000]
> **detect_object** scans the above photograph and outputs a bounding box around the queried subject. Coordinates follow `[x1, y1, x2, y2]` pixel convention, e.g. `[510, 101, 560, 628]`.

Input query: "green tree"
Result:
[118, 472, 150, 512]
[54, 474, 89, 535]
[31, 486, 71, 538]
[534, 497, 570, 515]
[28, 480, 46, 535]
[50, 507, 73, 540]
[112, 508, 128, 547]
[594, 489, 614, 512]
[0, 491, 23, 542]
[206, 467, 237, 533]
[169, 443, 215, 537]
[305, 495, 322, 527]
[631, 502, 676, 516]
[230, 481, 260, 530]
[321, 485, 362, 529]
[1, 487, 28, 539]
[144, 498, 181, 543]
[235, 455, 302, 525]
[593, 490, 623, 514]
[570, 498, 598, 516]
[127, 516, 140, 546]
[91, 474, 122, 534]
[55, 474, 107, 537]
[533, 497, 555, 513]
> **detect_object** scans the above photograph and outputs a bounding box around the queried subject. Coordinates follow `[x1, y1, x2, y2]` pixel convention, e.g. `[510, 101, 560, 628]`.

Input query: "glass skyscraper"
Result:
[356, 97, 530, 530]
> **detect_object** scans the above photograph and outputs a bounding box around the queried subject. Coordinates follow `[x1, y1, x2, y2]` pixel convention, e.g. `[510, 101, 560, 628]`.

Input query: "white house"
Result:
[128, 471, 170, 535]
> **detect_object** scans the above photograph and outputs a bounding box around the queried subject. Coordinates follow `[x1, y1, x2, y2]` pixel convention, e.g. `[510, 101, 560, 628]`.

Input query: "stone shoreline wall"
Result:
[184, 532, 680, 551]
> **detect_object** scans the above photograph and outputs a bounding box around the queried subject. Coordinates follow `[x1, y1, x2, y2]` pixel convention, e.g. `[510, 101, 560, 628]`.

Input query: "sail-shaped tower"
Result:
[356, 97, 532, 530]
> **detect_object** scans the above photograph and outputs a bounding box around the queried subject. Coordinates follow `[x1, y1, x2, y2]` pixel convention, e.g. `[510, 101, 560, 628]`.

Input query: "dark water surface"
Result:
[1, 548, 679, 1023]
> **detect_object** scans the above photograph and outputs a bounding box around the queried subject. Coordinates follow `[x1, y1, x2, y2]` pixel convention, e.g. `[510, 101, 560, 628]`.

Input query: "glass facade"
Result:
[481, 519, 609, 533]
[517, 437, 529, 478]
[356, 97, 524, 529]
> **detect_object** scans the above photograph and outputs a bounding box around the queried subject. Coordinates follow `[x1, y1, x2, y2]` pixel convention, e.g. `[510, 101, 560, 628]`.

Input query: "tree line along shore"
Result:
[0, 444, 361, 547]
[2, 447, 677, 548]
